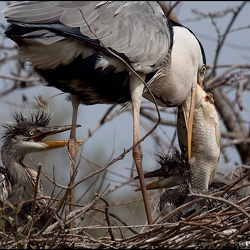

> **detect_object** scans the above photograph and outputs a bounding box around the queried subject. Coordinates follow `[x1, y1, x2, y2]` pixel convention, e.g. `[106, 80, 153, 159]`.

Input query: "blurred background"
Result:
[0, 1, 249, 237]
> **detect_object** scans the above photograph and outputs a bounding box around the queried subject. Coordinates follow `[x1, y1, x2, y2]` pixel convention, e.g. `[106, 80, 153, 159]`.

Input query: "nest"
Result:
[0, 167, 250, 249]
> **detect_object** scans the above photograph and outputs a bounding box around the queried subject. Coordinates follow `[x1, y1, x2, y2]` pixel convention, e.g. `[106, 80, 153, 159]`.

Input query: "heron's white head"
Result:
[143, 20, 206, 107]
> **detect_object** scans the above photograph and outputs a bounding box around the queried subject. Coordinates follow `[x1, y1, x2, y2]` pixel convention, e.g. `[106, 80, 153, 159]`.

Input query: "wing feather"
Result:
[3, 1, 170, 72]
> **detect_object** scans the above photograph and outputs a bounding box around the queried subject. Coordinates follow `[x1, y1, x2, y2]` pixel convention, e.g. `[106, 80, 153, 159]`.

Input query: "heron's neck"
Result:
[177, 182, 190, 204]
[163, 181, 189, 207]
[1, 147, 35, 204]
[1, 141, 26, 162]
[1, 146, 25, 177]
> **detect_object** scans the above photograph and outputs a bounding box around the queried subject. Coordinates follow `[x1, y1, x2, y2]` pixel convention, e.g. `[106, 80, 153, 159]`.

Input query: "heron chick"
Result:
[0, 110, 82, 229]
[135, 149, 248, 222]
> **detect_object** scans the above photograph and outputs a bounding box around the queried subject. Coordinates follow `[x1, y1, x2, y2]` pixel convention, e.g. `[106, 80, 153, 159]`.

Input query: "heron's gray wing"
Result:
[3, 1, 170, 72]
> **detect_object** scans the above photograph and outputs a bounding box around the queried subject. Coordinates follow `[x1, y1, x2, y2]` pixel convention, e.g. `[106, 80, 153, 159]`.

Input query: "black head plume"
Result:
[141, 148, 192, 183]
[156, 148, 187, 169]
[157, 148, 190, 176]
[1, 110, 51, 142]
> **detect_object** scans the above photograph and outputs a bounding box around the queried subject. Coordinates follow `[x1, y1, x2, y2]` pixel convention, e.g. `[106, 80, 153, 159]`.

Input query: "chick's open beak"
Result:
[34, 124, 83, 149]
[135, 179, 162, 191]
[134, 168, 177, 192]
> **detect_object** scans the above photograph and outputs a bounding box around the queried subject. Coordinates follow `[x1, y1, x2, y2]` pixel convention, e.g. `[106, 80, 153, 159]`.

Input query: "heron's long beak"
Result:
[184, 65, 206, 161]
[186, 87, 196, 161]
[135, 179, 162, 191]
[134, 168, 178, 191]
[134, 168, 161, 191]
[134, 168, 164, 179]
[135, 178, 178, 192]
[33, 124, 83, 149]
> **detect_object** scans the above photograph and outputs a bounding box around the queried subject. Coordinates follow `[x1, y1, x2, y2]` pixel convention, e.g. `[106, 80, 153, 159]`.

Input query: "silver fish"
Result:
[177, 84, 221, 193]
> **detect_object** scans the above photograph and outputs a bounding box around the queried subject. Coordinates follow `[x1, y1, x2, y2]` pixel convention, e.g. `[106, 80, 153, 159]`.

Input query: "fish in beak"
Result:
[177, 83, 221, 193]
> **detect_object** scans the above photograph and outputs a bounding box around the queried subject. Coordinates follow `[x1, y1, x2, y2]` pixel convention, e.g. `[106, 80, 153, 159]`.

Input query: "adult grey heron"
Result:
[3, 1, 207, 224]
[0, 110, 81, 229]
[135, 149, 248, 222]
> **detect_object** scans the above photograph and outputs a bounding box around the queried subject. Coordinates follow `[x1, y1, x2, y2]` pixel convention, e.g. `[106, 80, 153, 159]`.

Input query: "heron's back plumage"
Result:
[3, 1, 173, 104]
[3, 1, 169, 69]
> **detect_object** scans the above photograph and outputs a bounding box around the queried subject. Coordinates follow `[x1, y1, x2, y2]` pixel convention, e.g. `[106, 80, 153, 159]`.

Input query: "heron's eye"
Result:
[200, 64, 206, 77]
[28, 130, 36, 136]
[164, 166, 168, 172]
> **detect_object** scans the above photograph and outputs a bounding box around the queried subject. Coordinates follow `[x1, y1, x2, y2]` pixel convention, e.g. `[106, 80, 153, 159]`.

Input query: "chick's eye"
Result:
[164, 166, 168, 172]
[28, 130, 36, 136]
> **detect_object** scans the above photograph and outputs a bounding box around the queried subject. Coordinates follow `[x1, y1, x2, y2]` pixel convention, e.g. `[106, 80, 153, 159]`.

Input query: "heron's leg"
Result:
[68, 94, 81, 228]
[69, 94, 80, 164]
[130, 73, 153, 225]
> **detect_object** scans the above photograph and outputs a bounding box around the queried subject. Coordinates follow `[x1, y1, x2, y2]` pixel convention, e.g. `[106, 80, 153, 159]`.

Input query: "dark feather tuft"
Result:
[156, 148, 191, 181]
[1, 110, 51, 142]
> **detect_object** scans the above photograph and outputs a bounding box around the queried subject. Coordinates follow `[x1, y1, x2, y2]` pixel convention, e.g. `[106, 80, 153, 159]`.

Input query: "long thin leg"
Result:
[130, 73, 153, 225]
[68, 94, 81, 230]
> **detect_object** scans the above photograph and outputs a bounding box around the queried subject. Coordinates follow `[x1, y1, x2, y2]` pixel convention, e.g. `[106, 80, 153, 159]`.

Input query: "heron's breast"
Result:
[143, 72, 193, 107]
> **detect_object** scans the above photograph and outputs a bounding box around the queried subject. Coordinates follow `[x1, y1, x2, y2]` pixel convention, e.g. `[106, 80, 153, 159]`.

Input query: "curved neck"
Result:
[161, 181, 189, 208]
[1, 145, 35, 205]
